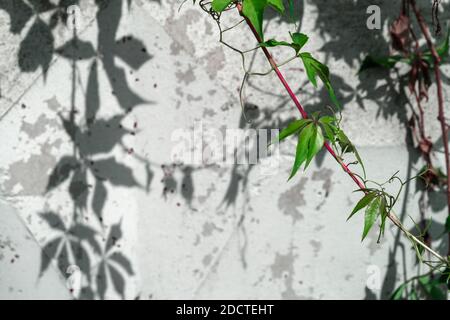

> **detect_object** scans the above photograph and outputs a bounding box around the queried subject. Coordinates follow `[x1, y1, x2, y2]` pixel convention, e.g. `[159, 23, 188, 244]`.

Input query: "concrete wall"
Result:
[0, 0, 449, 299]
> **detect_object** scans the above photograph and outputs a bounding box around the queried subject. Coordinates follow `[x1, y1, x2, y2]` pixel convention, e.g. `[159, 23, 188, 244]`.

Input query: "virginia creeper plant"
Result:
[192, 0, 450, 299]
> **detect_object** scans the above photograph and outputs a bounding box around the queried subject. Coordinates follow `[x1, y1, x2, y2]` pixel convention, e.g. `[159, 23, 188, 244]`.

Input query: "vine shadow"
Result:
[0, 0, 161, 299]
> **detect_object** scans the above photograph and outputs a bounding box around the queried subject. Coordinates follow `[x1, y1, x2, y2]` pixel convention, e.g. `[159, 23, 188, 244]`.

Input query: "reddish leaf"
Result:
[390, 14, 410, 53]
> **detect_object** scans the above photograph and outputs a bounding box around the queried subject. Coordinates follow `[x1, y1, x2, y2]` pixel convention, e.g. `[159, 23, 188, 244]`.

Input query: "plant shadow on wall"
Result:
[208, 2, 308, 271]
[0, 0, 160, 299]
[219, 0, 316, 208]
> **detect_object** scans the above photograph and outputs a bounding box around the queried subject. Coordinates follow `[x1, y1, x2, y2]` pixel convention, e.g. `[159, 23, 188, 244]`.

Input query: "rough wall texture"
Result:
[0, 0, 449, 299]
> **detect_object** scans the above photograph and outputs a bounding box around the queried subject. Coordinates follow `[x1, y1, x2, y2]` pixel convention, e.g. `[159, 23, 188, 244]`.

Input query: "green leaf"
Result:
[321, 123, 337, 143]
[268, 0, 284, 14]
[290, 32, 308, 53]
[211, 0, 234, 12]
[305, 125, 324, 169]
[438, 268, 450, 287]
[260, 39, 296, 49]
[437, 27, 450, 61]
[300, 53, 321, 87]
[390, 283, 406, 300]
[362, 28, 449, 71]
[288, 0, 295, 21]
[278, 119, 311, 142]
[260, 33, 308, 54]
[310, 111, 321, 120]
[319, 116, 336, 125]
[288, 123, 314, 180]
[445, 216, 450, 233]
[362, 197, 381, 241]
[378, 197, 388, 242]
[300, 52, 340, 108]
[348, 192, 377, 221]
[337, 130, 353, 153]
[418, 276, 447, 300]
[242, 0, 268, 41]
[359, 55, 406, 72]
[408, 288, 418, 300]
[423, 27, 450, 64]
[319, 116, 338, 143]
[416, 240, 425, 258]
[335, 129, 366, 177]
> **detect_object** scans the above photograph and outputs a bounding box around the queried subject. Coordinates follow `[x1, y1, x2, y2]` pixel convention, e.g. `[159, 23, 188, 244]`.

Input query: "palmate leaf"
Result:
[279, 116, 336, 180]
[288, 123, 325, 180]
[348, 191, 389, 242]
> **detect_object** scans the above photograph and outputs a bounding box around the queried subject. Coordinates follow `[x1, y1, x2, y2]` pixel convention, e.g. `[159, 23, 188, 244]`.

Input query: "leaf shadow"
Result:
[0, 0, 160, 299]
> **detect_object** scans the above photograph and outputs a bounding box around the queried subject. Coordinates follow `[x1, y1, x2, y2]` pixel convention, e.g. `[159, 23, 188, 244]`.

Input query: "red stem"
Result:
[410, 0, 450, 256]
[236, 4, 365, 191]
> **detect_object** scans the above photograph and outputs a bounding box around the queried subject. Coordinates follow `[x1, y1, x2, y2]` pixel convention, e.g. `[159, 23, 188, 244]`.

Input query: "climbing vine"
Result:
[192, 0, 450, 299]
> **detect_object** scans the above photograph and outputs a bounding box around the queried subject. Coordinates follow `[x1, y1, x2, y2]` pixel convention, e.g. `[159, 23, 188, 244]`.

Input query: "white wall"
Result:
[0, 0, 449, 299]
